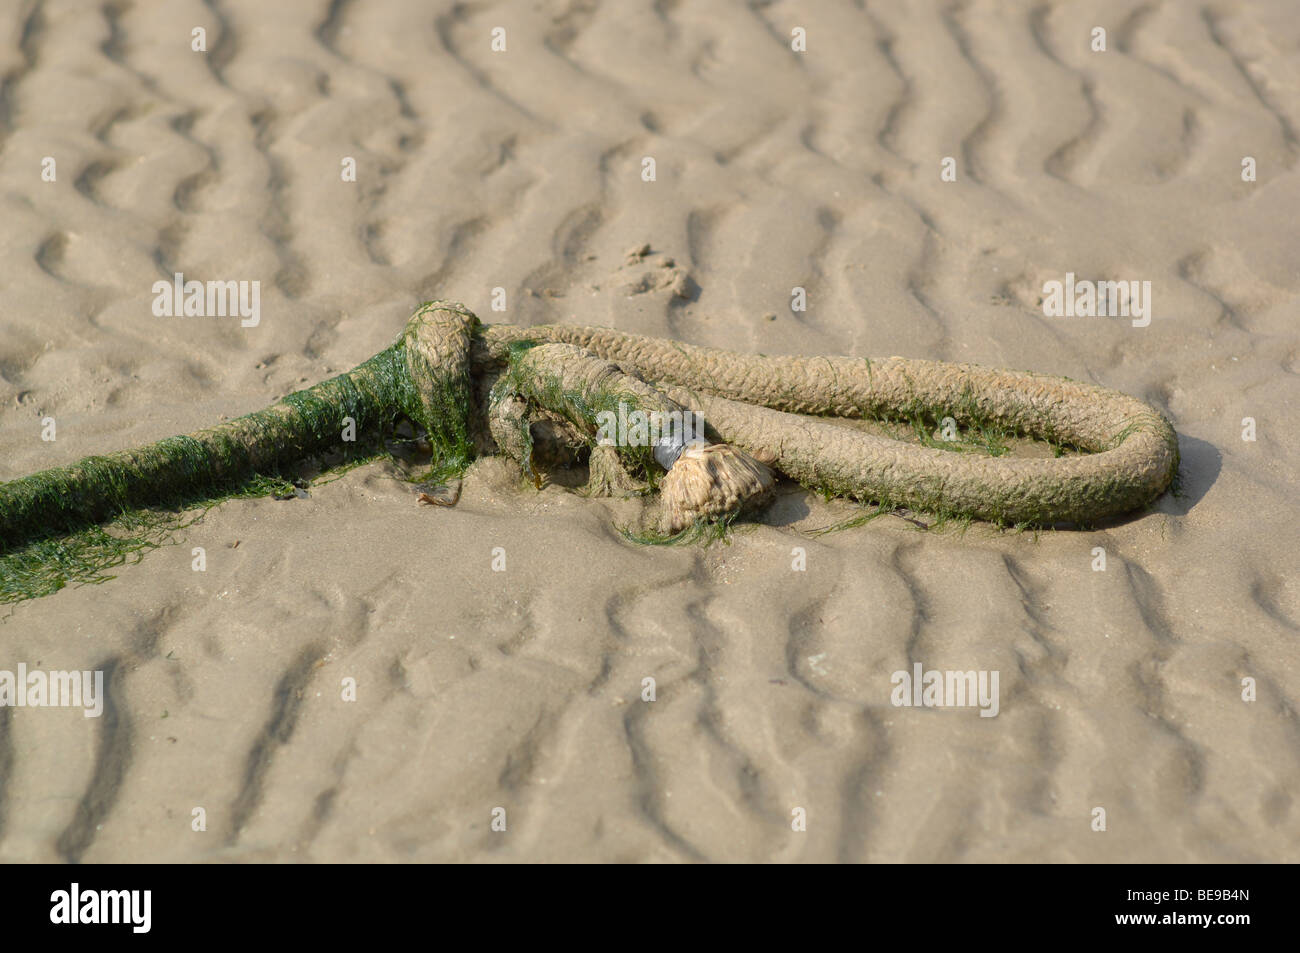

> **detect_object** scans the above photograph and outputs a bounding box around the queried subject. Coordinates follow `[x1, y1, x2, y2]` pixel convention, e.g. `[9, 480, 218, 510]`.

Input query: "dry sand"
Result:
[0, 0, 1297, 862]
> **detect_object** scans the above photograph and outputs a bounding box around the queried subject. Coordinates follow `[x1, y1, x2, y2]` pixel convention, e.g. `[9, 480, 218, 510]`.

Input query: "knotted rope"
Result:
[0, 300, 1178, 550]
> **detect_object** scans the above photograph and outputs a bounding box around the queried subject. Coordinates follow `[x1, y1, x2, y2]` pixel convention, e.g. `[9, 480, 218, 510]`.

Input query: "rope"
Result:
[0, 300, 1178, 550]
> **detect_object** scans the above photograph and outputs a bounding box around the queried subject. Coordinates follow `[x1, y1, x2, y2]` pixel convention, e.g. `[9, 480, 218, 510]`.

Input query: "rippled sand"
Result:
[0, 0, 1296, 862]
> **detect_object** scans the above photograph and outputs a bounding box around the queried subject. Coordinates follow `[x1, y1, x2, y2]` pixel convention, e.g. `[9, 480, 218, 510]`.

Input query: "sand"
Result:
[0, 0, 1297, 862]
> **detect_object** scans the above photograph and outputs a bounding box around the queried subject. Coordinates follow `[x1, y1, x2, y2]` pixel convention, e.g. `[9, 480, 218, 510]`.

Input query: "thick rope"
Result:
[0, 300, 1178, 549]
[472, 322, 1178, 525]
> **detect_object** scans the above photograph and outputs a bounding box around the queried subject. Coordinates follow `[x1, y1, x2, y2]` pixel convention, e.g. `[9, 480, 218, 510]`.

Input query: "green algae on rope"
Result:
[0, 300, 1179, 591]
